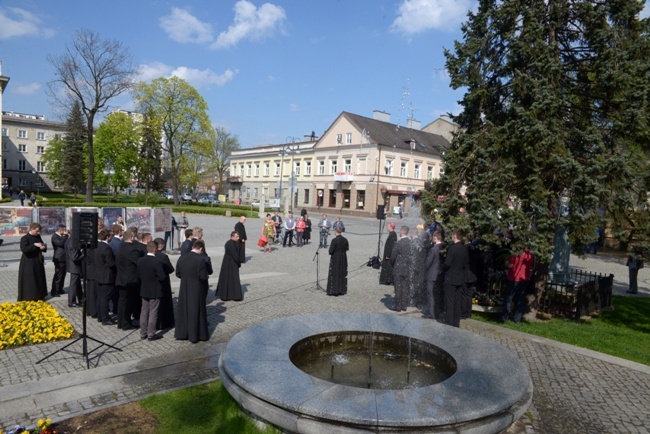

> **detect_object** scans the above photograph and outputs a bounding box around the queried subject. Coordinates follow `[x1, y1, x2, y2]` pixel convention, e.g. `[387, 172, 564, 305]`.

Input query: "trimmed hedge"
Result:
[21, 200, 257, 218]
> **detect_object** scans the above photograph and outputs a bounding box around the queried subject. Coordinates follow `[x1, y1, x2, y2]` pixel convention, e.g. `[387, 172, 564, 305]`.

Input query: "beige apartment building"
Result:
[228, 111, 454, 218]
[1, 111, 66, 193]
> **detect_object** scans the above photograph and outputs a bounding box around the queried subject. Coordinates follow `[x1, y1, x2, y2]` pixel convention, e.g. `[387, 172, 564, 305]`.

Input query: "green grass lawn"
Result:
[140, 381, 281, 434]
[472, 295, 650, 366]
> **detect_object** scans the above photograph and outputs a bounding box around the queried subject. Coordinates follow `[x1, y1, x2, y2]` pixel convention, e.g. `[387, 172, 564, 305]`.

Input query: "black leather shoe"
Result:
[50, 293, 60, 297]
[101, 321, 114, 326]
[148, 334, 163, 341]
[121, 324, 137, 331]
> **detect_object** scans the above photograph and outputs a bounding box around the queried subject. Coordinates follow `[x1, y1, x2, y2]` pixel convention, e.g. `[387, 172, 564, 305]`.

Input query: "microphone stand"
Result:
[37, 244, 122, 369]
[312, 243, 325, 292]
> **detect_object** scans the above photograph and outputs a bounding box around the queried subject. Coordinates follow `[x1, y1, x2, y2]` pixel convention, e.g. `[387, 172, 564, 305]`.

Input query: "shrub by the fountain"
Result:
[219, 313, 533, 433]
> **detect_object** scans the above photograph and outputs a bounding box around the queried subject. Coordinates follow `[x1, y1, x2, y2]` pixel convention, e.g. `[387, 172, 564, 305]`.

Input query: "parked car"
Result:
[199, 195, 221, 205]
[181, 192, 193, 201]
[164, 192, 174, 200]
[251, 200, 261, 206]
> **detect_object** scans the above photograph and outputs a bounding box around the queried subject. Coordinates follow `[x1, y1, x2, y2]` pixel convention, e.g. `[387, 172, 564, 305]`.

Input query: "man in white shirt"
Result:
[283, 213, 296, 247]
[318, 214, 331, 248]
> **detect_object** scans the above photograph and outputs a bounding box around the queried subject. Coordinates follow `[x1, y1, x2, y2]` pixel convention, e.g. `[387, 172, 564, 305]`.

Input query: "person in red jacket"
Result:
[500, 248, 534, 323]
[295, 216, 306, 247]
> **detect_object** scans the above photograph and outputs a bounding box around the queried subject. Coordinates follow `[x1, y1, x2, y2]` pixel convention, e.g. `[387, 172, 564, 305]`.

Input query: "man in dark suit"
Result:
[50, 224, 68, 297]
[180, 228, 194, 256]
[115, 228, 142, 330]
[95, 229, 117, 325]
[64, 233, 83, 307]
[138, 241, 166, 340]
[234, 216, 247, 263]
[424, 230, 445, 320]
[443, 228, 469, 327]
[108, 224, 122, 255]
[390, 226, 412, 311]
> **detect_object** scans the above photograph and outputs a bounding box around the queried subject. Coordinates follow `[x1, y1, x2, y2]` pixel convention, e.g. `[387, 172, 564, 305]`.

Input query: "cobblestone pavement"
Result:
[0, 209, 648, 433]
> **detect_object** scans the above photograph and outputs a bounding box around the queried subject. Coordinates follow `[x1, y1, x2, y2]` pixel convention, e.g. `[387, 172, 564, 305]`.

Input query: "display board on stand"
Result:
[154, 208, 172, 233]
[125, 208, 153, 233]
[101, 207, 126, 228]
[0, 207, 33, 236]
[37, 207, 67, 235]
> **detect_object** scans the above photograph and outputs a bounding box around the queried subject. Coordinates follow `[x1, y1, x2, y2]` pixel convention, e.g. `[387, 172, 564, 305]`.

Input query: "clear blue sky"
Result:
[1, 1, 649, 148]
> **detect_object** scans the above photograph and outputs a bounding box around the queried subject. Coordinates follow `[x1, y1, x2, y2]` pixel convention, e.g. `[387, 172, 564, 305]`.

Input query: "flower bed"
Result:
[0, 301, 74, 350]
[2, 417, 57, 434]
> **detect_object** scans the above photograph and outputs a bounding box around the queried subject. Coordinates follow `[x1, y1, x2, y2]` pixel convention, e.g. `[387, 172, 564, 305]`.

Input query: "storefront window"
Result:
[356, 190, 365, 209]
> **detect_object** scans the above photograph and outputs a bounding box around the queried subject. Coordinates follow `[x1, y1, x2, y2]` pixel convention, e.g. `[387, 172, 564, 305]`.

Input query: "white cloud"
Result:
[289, 103, 298, 112]
[0, 7, 54, 40]
[137, 62, 236, 88]
[211, 0, 286, 50]
[137, 62, 174, 82]
[171, 66, 236, 87]
[159, 8, 214, 44]
[13, 82, 41, 95]
[391, 0, 474, 34]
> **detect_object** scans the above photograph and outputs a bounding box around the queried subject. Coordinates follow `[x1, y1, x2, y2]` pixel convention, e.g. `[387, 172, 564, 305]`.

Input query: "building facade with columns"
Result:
[228, 110, 454, 217]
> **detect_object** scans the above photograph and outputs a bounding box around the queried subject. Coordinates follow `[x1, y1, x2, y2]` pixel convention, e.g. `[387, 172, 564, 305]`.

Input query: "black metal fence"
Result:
[541, 269, 614, 319]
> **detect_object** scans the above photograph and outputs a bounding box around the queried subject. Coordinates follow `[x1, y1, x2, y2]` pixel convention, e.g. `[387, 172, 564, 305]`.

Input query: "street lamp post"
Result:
[103, 162, 115, 206]
[278, 138, 301, 213]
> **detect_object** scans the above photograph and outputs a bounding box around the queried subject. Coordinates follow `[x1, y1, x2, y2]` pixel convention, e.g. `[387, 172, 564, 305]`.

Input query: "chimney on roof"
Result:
[406, 119, 421, 130]
[373, 110, 391, 123]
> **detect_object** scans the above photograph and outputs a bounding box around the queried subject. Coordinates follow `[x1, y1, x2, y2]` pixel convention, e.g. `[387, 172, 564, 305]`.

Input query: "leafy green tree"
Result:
[93, 111, 141, 197]
[424, 0, 650, 318]
[138, 109, 164, 203]
[42, 101, 87, 197]
[47, 29, 135, 202]
[205, 126, 241, 194]
[132, 76, 214, 205]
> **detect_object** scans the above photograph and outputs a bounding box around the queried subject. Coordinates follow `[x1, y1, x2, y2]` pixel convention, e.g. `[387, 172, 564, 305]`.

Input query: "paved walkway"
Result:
[0, 210, 648, 433]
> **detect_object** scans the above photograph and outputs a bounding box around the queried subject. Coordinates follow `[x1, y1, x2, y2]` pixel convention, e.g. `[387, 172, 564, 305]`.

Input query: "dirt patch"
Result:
[53, 402, 158, 434]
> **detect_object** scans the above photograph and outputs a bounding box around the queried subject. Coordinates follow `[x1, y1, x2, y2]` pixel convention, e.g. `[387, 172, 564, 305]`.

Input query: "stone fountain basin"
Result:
[219, 313, 533, 434]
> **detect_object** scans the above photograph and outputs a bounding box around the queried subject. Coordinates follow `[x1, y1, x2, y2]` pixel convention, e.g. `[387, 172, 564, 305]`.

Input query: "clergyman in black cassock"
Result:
[216, 232, 243, 301]
[390, 226, 413, 311]
[234, 216, 247, 263]
[379, 223, 397, 285]
[18, 223, 48, 301]
[175, 240, 211, 343]
[443, 229, 469, 328]
[115, 229, 142, 330]
[326, 227, 349, 296]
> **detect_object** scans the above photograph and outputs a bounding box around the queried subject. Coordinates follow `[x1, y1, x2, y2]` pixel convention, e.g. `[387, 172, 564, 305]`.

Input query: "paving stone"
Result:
[0, 212, 648, 433]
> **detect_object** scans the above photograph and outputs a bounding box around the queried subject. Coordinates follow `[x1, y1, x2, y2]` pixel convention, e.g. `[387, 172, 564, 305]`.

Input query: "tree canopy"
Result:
[205, 126, 241, 194]
[132, 76, 214, 205]
[423, 0, 650, 314]
[93, 111, 141, 195]
[47, 29, 135, 202]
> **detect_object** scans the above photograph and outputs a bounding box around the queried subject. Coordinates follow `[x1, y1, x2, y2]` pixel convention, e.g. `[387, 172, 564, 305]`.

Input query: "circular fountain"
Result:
[218, 313, 533, 433]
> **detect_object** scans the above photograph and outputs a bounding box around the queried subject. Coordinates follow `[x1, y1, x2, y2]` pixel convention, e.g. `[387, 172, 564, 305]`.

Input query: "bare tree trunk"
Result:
[86, 118, 95, 203]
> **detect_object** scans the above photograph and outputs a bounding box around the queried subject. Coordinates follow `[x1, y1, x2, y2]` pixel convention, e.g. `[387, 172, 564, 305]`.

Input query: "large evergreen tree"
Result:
[424, 0, 650, 317]
[60, 101, 87, 197]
